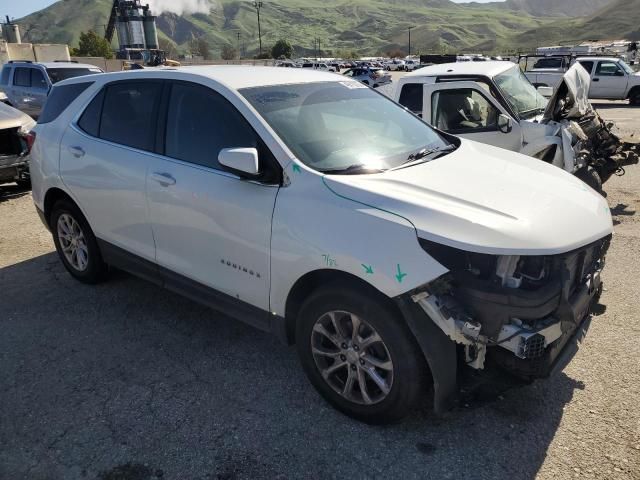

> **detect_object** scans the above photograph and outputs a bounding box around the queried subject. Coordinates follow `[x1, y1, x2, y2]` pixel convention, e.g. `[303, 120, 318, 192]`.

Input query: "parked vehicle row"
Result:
[28, 66, 614, 424]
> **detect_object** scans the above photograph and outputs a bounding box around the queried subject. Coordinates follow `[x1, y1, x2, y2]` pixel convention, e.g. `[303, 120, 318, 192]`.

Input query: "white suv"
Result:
[30, 66, 613, 423]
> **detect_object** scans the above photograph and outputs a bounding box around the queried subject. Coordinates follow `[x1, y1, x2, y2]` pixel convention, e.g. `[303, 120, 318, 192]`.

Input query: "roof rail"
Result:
[53, 60, 79, 63]
[7, 60, 33, 64]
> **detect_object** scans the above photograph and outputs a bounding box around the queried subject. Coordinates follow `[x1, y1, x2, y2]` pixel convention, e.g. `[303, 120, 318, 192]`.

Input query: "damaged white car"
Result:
[394, 61, 639, 193]
[31, 68, 613, 423]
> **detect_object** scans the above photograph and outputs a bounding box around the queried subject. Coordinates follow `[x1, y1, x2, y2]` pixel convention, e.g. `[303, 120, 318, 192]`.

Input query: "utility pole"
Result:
[236, 31, 241, 59]
[253, 1, 263, 55]
[408, 26, 414, 57]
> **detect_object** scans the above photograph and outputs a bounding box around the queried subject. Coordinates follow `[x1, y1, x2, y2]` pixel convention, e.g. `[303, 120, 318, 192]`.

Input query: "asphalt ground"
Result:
[0, 98, 639, 480]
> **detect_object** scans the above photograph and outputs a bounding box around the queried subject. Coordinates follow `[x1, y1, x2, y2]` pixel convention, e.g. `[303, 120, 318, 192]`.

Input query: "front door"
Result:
[590, 61, 628, 99]
[423, 82, 523, 152]
[146, 81, 280, 312]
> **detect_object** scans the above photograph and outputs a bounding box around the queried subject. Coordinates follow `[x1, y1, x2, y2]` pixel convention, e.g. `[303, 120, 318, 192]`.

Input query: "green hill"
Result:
[16, 0, 547, 56]
[514, 0, 640, 49]
[13, 0, 636, 58]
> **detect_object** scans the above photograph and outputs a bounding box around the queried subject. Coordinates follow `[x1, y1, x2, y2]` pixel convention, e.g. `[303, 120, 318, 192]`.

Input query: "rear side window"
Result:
[14, 67, 31, 87]
[46, 67, 102, 84]
[398, 83, 424, 114]
[0, 67, 10, 86]
[165, 82, 258, 171]
[98, 82, 162, 151]
[77, 89, 105, 137]
[578, 61, 594, 74]
[38, 82, 93, 124]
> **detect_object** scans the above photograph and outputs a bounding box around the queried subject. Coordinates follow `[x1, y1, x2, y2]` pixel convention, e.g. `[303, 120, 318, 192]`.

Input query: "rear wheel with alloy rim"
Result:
[296, 285, 428, 424]
[50, 199, 107, 284]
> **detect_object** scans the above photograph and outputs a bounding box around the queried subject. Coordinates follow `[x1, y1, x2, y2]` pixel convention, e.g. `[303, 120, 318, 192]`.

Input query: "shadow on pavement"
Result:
[0, 183, 31, 203]
[0, 253, 585, 480]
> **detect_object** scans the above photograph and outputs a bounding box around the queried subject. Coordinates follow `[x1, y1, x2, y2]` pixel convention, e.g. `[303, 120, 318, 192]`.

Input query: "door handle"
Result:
[68, 146, 85, 158]
[150, 172, 176, 187]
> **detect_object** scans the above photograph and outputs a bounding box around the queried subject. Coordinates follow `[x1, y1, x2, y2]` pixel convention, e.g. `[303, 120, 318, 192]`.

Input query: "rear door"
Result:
[423, 82, 523, 152]
[590, 60, 629, 99]
[145, 80, 280, 313]
[59, 80, 161, 261]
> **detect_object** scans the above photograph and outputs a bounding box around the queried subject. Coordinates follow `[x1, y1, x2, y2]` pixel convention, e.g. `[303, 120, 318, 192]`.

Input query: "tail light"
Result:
[19, 130, 36, 156]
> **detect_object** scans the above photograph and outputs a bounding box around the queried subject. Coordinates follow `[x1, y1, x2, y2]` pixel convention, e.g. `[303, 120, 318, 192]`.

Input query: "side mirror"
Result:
[218, 147, 260, 178]
[614, 70, 625, 77]
[498, 114, 513, 134]
[537, 86, 554, 97]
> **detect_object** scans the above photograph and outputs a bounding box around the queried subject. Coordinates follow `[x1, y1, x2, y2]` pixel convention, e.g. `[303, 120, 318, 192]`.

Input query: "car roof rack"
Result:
[7, 60, 33, 64]
[53, 60, 79, 63]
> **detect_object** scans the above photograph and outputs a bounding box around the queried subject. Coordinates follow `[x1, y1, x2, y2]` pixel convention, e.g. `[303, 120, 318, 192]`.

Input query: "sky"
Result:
[2, 0, 501, 21]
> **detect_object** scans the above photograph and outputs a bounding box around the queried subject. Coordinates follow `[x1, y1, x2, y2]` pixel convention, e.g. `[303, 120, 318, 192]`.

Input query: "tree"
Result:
[271, 39, 293, 59]
[254, 51, 271, 59]
[190, 36, 212, 60]
[71, 30, 113, 59]
[158, 37, 178, 60]
[221, 44, 237, 60]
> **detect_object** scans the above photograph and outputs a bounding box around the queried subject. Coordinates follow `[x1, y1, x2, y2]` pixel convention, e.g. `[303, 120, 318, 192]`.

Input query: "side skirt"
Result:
[97, 239, 280, 335]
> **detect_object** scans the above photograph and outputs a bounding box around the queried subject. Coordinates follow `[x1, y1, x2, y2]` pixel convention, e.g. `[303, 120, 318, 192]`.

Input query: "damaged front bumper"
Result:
[396, 235, 610, 413]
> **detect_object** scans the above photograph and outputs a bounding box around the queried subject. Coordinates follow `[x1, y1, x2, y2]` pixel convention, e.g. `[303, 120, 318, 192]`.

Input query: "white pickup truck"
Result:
[522, 55, 640, 105]
[392, 61, 639, 192]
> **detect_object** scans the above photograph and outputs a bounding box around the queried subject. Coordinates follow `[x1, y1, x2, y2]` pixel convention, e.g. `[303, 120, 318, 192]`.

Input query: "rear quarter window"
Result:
[398, 83, 424, 114]
[38, 82, 93, 124]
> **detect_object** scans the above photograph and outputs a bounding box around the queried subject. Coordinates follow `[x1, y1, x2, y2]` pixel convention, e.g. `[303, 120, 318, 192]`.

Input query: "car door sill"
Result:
[97, 239, 275, 334]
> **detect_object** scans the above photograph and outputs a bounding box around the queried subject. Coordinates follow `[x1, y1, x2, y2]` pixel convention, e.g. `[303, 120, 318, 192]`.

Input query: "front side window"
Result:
[432, 89, 498, 133]
[241, 81, 450, 173]
[98, 82, 162, 151]
[14, 68, 31, 87]
[596, 61, 623, 76]
[165, 82, 259, 171]
[494, 65, 547, 120]
[30, 69, 48, 89]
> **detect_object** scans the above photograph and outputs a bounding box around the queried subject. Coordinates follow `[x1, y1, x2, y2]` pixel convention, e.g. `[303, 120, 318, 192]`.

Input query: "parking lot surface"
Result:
[1, 102, 639, 480]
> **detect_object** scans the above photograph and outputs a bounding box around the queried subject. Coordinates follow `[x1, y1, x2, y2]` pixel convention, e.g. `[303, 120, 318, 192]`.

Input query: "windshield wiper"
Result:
[319, 164, 386, 175]
[392, 144, 457, 170]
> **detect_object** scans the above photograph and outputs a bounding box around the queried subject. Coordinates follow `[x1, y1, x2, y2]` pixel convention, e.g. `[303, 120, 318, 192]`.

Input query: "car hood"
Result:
[323, 140, 613, 255]
[0, 102, 35, 130]
[543, 63, 592, 122]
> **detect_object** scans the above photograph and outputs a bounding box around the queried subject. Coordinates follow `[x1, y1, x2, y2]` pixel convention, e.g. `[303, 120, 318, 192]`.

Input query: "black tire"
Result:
[575, 166, 603, 196]
[50, 199, 108, 284]
[629, 89, 640, 106]
[296, 284, 428, 424]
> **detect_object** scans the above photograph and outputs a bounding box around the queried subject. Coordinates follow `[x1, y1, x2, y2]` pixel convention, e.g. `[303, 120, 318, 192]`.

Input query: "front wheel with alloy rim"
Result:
[296, 285, 428, 424]
[50, 199, 108, 284]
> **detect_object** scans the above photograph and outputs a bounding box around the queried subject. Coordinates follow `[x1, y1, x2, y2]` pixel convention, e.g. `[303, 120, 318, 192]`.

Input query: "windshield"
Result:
[241, 82, 451, 173]
[46, 67, 102, 84]
[619, 61, 635, 75]
[494, 65, 548, 120]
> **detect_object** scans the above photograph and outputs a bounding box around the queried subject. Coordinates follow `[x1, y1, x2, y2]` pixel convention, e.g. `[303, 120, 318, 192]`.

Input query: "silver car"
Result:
[342, 67, 392, 88]
[0, 61, 102, 119]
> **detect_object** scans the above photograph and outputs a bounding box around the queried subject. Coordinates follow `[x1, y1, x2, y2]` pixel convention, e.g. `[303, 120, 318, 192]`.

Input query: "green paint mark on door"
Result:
[361, 264, 374, 274]
[292, 164, 301, 173]
[395, 264, 407, 283]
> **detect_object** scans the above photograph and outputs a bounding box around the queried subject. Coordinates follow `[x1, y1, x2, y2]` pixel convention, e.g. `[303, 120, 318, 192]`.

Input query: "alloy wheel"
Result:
[57, 213, 89, 272]
[310, 310, 394, 405]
